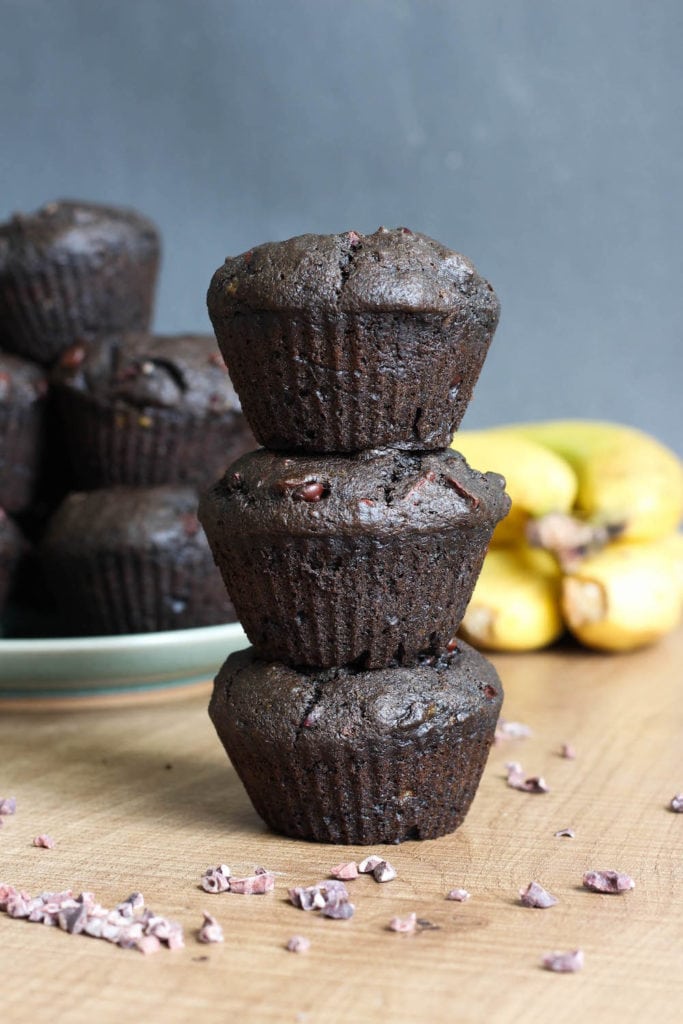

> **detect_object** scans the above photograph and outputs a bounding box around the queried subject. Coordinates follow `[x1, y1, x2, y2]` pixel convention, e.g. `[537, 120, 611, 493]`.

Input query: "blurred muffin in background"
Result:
[41, 485, 238, 636]
[0, 199, 160, 366]
[0, 350, 48, 514]
[51, 332, 256, 491]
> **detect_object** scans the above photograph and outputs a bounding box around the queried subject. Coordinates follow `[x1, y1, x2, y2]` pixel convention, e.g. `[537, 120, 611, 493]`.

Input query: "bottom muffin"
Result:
[40, 485, 237, 635]
[209, 640, 503, 844]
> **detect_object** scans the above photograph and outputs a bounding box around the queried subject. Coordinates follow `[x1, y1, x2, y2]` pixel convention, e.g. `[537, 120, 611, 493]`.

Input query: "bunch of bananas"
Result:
[453, 421, 683, 653]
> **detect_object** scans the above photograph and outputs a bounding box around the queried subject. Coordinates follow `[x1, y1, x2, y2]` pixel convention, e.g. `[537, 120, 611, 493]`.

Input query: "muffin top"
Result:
[0, 351, 48, 406]
[0, 200, 159, 266]
[199, 447, 510, 538]
[212, 640, 502, 747]
[42, 486, 208, 554]
[208, 226, 500, 323]
[51, 333, 242, 416]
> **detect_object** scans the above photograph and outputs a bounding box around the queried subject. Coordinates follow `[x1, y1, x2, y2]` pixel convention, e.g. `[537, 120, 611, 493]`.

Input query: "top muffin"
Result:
[0, 199, 160, 365]
[207, 227, 500, 453]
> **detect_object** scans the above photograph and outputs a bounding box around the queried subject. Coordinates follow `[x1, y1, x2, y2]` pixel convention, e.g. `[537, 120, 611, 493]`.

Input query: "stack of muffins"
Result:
[200, 227, 511, 844]
[0, 199, 254, 635]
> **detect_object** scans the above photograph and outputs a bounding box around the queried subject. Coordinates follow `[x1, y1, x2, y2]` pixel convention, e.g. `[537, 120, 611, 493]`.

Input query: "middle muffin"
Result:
[199, 446, 510, 669]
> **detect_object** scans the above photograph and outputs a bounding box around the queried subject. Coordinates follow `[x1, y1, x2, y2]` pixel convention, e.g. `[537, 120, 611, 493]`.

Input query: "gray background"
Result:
[1, 0, 681, 453]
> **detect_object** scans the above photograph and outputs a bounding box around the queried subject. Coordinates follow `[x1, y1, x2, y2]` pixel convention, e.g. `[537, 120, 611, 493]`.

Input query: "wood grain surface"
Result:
[1, 629, 682, 1024]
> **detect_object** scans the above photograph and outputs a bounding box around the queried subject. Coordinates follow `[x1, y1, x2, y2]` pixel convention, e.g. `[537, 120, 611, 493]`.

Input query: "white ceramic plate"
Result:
[0, 622, 248, 708]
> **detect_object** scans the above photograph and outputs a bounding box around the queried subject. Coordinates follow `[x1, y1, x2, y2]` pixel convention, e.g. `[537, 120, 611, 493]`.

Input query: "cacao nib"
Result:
[582, 870, 635, 894]
[505, 762, 549, 793]
[388, 912, 417, 933]
[197, 912, 224, 944]
[519, 881, 558, 908]
[542, 949, 584, 973]
[32, 834, 56, 849]
[446, 888, 471, 902]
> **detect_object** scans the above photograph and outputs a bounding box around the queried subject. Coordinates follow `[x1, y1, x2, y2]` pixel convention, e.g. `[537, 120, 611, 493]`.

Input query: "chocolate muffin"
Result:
[41, 485, 237, 636]
[0, 509, 25, 619]
[51, 333, 255, 490]
[199, 447, 510, 668]
[209, 640, 503, 844]
[207, 227, 500, 452]
[0, 200, 160, 365]
[0, 351, 48, 513]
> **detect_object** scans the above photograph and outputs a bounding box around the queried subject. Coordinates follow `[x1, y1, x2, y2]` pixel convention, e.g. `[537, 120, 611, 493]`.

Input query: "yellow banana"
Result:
[452, 429, 578, 545]
[460, 547, 565, 652]
[650, 531, 683, 601]
[561, 538, 682, 652]
[508, 420, 683, 541]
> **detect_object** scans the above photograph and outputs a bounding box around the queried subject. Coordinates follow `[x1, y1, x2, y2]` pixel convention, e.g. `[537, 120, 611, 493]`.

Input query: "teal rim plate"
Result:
[0, 622, 247, 703]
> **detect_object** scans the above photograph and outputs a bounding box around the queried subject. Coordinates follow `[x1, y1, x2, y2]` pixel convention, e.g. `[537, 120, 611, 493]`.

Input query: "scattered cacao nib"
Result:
[542, 949, 584, 973]
[0, 885, 183, 953]
[669, 793, 683, 813]
[372, 860, 397, 883]
[197, 912, 224, 944]
[519, 881, 558, 908]
[505, 762, 549, 793]
[0, 884, 19, 910]
[0, 796, 17, 815]
[289, 880, 354, 919]
[32, 834, 56, 849]
[201, 865, 231, 893]
[388, 912, 417, 933]
[446, 888, 471, 902]
[117, 892, 145, 913]
[554, 827, 575, 839]
[289, 885, 326, 912]
[329, 861, 358, 881]
[59, 904, 89, 934]
[494, 721, 532, 744]
[560, 743, 577, 760]
[229, 871, 275, 895]
[582, 870, 635, 894]
[137, 934, 162, 956]
[321, 896, 355, 920]
[357, 855, 384, 875]
[286, 935, 311, 953]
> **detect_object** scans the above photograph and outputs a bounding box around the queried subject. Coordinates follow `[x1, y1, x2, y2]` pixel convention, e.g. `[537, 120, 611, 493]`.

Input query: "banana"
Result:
[649, 531, 683, 600]
[561, 538, 682, 652]
[508, 420, 683, 541]
[451, 429, 578, 545]
[459, 547, 565, 652]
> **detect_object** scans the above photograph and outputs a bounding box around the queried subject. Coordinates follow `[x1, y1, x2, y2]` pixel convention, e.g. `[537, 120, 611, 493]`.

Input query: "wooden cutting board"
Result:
[1, 628, 682, 1024]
